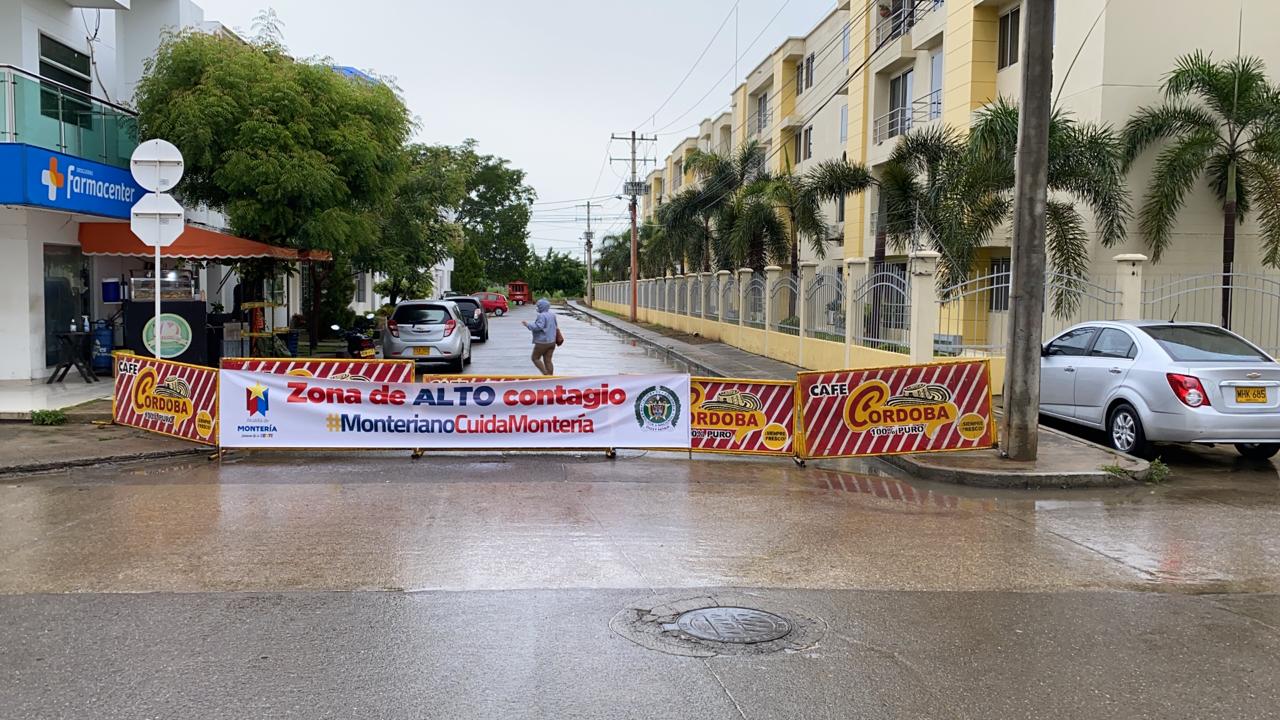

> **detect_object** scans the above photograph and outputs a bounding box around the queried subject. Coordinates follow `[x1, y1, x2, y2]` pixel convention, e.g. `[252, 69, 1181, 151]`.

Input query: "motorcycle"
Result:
[331, 313, 378, 359]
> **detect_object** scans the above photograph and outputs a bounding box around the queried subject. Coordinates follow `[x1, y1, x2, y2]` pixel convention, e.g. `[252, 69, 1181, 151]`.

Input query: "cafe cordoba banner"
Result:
[218, 370, 691, 449]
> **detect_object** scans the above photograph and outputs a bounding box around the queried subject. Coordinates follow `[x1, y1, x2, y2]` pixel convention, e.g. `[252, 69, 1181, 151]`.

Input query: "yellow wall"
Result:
[942, 2, 998, 129]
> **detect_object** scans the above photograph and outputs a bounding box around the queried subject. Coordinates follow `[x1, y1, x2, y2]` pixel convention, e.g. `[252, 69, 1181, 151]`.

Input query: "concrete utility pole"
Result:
[612, 131, 657, 322]
[579, 200, 595, 306]
[1002, 0, 1054, 461]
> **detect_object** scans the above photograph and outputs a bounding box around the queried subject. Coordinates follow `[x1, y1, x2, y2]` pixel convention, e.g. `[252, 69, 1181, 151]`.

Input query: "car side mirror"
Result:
[1041, 345, 1050, 357]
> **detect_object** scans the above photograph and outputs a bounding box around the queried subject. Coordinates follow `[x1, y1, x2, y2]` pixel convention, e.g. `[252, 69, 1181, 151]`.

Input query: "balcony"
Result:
[913, 89, 942, 123]
[1, 64, 138, 169]
[873, 107, 912, 144]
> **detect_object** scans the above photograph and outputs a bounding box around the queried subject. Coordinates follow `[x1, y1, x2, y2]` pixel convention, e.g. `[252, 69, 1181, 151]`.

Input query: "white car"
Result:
[1041, 321, 1280, 459]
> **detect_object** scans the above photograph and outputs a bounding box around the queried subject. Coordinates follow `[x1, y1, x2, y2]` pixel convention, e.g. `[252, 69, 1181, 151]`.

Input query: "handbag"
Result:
[555, 327, 565, 347]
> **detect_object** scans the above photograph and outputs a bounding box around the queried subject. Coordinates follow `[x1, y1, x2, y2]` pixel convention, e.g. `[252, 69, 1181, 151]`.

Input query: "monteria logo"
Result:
[41, 157, 137, 206]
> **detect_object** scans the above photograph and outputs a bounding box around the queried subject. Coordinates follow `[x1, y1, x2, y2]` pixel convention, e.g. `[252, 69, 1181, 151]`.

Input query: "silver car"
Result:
[1041, 321, 1280, 460]
[383, 300, 472, 373]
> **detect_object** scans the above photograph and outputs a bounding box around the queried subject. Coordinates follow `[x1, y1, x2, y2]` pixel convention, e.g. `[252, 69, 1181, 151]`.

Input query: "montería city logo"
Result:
[40, 155, 137, 206]
[634, 385, 681, 431]
[40, 157, 65, 201]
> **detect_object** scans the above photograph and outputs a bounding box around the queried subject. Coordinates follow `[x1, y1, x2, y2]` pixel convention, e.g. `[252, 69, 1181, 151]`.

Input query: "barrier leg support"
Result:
[605, 448, 617, 459]
[411, 448, 425, 460]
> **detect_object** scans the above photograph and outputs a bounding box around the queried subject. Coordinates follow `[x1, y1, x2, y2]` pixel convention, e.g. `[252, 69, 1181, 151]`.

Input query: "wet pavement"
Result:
[2, 303, 1279, 719]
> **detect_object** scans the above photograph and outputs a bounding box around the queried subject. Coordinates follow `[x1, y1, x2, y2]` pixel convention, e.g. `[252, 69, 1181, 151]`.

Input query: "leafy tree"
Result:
[595, 232, 632, 282]
[881, 99, 1130, 317]
[638, 221, 676, 278]
[450, 240, 487, 294]
[1122, 51, 1280, 327]
[134, 31, 411, 348]
[445, 141, 537, 284]
[360, 144, 468, 305]
[671, 140, 770, 272]
[528, 248, 585, 296]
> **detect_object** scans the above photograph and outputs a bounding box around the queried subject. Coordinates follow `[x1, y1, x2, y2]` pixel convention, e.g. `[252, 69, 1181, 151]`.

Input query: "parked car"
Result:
[450, 296, 488, 342]
[383, 300, 472, 373]
[1041, 320, 1280, 459]
[506, 280, 531, 306]
[476, 291, 510, 316]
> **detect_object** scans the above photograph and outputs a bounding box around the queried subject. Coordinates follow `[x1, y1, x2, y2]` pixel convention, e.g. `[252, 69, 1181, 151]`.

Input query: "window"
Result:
[989, 257, 1010, 311]
[928, 49, 943, 119]
[793, 130, 803, 164]
[998, 7, 1020, 70]
[841, 22, 852, 61]
[39, 34, 93, 128]
[802, 126, 813, 161]
[804, 53, 815, 89]
[356, 271, 367, 301]
[673, 160, 683, 188]
[1142, 326, 1272, 363]
[795, 63, 804, 96]
[1046, 327, 1098, 357]
[837, 193, 846, 223]
[839, 104, 848, 144]
[1090, 329, 1137, 360]
[391, 305, 449, 324]
[755, 93, 769, 131]
[888, 68, 914, 137]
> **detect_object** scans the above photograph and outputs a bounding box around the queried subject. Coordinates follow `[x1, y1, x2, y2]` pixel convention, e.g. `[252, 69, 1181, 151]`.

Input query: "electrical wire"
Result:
[641, 0, 741, 128]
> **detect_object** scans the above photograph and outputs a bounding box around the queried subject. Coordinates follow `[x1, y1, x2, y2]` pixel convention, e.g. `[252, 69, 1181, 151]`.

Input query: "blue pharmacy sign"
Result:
[0, 144, 144, 219]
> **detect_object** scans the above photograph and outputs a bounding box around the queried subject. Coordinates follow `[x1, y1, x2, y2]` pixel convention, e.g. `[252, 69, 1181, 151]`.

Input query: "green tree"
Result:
[1122, 51, 1280, 327]
[881, 99, 1130, 317]
[361, 144, 469, 305]
[447, 141, 537, 284]
[671, 140, 770, 272]
[134, 30, 411, 348]
[595, 232, 632, 282]
[528, 248, 585, 296]
[450, 240, 487, 294]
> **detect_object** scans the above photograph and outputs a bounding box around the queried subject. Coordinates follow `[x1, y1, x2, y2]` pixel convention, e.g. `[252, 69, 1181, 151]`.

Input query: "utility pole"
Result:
[612, 131, 657, 322]
[579, 200, 595, 306]
[1002, 0, 1053, 462]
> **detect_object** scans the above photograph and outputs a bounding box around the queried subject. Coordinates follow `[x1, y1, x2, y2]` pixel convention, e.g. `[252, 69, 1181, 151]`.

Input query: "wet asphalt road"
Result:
[2, 304, 1279, 719]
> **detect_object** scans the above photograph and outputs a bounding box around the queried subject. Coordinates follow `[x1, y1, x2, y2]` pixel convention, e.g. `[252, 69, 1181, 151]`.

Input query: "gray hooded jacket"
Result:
[527, 298, 558, 344]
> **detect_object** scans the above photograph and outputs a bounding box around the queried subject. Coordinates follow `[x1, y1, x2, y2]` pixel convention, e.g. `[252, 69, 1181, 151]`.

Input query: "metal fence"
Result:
[1142, 271, 1280, 356]
[745, 277, 766, 328]
[849, 267, 910, 352]
[721, 276, 739, 323]
[770, 276, 800, 335]
[676, 280, 688, 315]
[705, 275, 719, 320]
[689, 276, 702, 316]
[804, 267, 845, 341]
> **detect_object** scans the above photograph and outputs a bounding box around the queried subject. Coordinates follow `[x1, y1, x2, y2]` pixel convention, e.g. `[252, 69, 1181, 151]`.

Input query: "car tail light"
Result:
[1167, 373, 1210, 407]
[443, 319, 457, 337]
[387, 320, 399, 338]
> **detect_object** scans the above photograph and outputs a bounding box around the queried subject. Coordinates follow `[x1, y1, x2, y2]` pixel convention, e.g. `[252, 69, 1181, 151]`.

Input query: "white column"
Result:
[736, 268, 752, 327]
[844, 257, 869, 368]
[908, 250, 941, 363]
[798, 261, 818, 368]
[715, 270, 732, 323]
[1113, 253, 1147, 320]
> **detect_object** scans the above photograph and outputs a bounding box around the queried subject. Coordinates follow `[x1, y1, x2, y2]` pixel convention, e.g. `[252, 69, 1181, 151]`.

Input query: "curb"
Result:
[567, 302, 725, 378]
[0, 447, 208, 478]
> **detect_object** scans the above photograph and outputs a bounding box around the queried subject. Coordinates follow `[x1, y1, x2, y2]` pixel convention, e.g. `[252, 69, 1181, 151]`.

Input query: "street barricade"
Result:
[219, 370, 691, 450]
[690, 377, 797, 456]
[112, 351, 219, 445]
[220, 357, 414, 382]
[797, 359, 997, 459]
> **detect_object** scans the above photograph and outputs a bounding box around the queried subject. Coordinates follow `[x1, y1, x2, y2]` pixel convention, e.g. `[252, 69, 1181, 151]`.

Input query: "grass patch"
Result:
[31, 409, 68, 426]
[1102, 457, 1171, 484]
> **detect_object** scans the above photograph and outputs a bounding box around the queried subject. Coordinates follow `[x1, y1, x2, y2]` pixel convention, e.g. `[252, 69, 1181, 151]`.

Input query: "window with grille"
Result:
[989, 257, 1011, 311]
[39, 34, 93, 128]
[804, 53, 815, 88]
[998, 7, 1020, 70]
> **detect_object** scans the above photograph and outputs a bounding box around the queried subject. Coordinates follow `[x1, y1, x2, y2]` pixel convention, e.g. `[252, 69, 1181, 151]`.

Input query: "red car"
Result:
[506, 280, 531, 306]
[475, 291, 510, 316]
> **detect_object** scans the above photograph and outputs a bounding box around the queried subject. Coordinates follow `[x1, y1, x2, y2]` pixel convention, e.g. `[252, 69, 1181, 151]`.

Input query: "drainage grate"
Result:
[673, 607, 793, 644]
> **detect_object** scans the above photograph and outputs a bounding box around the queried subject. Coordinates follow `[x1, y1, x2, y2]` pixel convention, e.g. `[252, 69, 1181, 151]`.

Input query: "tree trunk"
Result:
[787, 230, 799, 321]
[308, 261, 322, 353]
[1221, 163, 1238, 330]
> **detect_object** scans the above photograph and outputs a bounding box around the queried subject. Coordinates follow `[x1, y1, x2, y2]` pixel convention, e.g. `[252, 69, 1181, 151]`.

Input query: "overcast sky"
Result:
[198, 0, 837, 259]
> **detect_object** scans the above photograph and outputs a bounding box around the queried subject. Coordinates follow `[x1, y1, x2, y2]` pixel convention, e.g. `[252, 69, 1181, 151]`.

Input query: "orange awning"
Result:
[78, 222, 331, 261]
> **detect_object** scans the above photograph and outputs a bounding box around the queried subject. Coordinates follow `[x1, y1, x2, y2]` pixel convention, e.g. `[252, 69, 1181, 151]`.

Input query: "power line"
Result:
[641, 1, 740, 128]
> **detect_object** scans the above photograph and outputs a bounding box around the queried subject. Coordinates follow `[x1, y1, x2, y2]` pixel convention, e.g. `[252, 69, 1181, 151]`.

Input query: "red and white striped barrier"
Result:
[112, 352, 219, 445]
[220, 357, 414, 383]
[798, 359, 997, 459]
[691, 378, 797, 456]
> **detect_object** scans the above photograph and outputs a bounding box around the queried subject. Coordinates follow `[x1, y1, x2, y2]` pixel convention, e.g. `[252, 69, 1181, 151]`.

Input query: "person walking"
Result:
[522, 298, 560, 375]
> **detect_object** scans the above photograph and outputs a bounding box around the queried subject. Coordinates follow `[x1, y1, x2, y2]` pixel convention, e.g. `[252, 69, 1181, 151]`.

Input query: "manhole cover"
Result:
[673, 607, 793, 644]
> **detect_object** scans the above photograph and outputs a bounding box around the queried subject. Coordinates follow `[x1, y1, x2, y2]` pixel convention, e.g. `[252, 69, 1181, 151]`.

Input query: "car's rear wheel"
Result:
[495, 308, 505, 316]
[1107, 403, 1147, 457]
[1234, 443, 1279, 460]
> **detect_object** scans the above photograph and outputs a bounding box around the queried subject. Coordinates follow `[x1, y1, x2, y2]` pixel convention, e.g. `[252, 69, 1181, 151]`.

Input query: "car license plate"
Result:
[359, 348, 376, 358]
[412, 347, 431, 357]
[1236, 387, 1268, 403]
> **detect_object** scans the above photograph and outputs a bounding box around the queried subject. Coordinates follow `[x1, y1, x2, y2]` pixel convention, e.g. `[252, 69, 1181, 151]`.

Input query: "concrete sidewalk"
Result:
[0, 422, 205, 476]
[571, 301, 1149, 488]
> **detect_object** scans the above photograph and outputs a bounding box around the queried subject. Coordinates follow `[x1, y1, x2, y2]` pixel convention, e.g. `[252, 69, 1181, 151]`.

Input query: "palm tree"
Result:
[594, 232, 631, 282]
[882, 98, 1131, 318]
[1122, 51, 1280, 328]
[664, 140, 770, 272]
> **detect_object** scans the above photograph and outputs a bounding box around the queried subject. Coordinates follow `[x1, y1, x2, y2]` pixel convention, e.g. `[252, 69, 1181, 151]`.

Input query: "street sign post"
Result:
[129, 140, 185, 359]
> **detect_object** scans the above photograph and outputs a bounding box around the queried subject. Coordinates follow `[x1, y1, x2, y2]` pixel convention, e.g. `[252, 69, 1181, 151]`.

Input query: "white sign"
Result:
[130, 192, 185, 248]
[218, 371, 692, 449]
[130, 139, 185, 193]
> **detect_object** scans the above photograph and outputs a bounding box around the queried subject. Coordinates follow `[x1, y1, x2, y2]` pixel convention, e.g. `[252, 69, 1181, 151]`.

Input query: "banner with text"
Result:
[691, 378, 796, 456]
[112, 352, 219, 445]
[218, 371, 691, 449]
[798, 360, 997, 459]
[221, 358, 414, 382]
